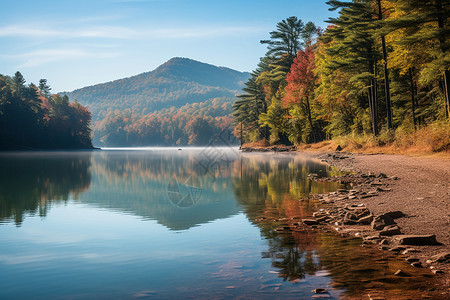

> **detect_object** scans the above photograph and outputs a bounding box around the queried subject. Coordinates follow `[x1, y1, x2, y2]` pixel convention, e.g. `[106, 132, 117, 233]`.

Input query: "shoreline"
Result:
[244, 146, 450, 297]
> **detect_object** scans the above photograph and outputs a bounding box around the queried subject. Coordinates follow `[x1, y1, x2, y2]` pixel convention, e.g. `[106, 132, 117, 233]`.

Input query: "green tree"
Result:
[382, 0, 450, 118]
[39, 79, 52, 99]
[12, 71, 26, 98]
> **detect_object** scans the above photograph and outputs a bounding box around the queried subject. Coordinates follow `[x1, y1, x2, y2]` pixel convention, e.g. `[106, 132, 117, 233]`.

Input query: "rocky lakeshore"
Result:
[243, 147, 450, 298]
[307, 151, 450, 298]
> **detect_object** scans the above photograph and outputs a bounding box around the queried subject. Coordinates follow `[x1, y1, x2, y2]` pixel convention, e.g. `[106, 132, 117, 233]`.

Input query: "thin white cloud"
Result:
[0, 26, 64, 38]
[9, 48, 121, 68]
[144, 26, 264, 39]
[0, 25, 137, 39]
[0, 24, 263, 40]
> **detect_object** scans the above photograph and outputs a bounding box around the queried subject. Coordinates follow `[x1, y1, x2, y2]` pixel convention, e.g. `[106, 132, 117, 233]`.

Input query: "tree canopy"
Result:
[0, 73, 93, 150]
[233, 3, 449, 147]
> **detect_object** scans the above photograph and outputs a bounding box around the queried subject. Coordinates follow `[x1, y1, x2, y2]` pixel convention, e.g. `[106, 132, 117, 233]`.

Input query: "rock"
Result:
[430, 252, 450, 263]
[401, 248, 421, 255]
[343, 219, 357, 225]
[379, 239, 389, 245]
[313, 212, 326, 218]
[431, 269, 445, 275]
[384, 211, 405, 219]
[337, 189, 348, 193]
[394, 270, 410, 277]
[358, 215, 374, 225]
[349, 195, 358, 200]
[411, 261, 423, 268]
[405, 257, 420, 263]
[379, 225, 402, 236]
[394, 235, 440, 246]
[303, 219, 319, 225]
[389, 246, 406, 253]
[344, 212, 358, 220]
[378, 173, 387, 178]
[335, 145, 342, 151]
[376, 187, 392, 192]
[361, 194, 375, 199]
[315, 216, 328, 223]
[364, 235, 380, 241]
[313, 288, 327, 294]
[371, 214, 395, 230]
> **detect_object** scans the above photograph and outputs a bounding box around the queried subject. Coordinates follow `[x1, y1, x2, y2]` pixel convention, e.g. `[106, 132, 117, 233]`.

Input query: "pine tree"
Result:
[382, 0, 450, 118]
[325, 0, 381, 135]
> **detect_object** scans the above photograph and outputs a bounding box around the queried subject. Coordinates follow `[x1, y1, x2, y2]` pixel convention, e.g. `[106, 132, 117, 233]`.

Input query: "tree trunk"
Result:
[305, 96, 316, 143]
[436, 0, 450, 119]
[377, 0, 393, 128]
[369, 59, 378, 136]
[409, 68, 417, 129]
[444, 70, 450, 118]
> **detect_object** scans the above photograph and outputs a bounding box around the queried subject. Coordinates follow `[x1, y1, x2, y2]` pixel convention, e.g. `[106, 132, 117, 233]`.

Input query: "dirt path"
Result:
[301, 151, 450, 295]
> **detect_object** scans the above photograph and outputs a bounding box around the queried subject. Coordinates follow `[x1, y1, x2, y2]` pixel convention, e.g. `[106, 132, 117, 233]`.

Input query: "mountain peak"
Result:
[152, 57, 249, 89]
[63, 57, 250, 120]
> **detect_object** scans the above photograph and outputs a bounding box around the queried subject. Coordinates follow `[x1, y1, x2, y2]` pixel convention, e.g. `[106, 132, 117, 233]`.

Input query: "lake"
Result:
[0, 148, 435, 299]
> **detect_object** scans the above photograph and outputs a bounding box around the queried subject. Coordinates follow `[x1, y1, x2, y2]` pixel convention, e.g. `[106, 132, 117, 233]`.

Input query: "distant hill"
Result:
[62, 58, 250, 147]
[63, 57, 250, 123]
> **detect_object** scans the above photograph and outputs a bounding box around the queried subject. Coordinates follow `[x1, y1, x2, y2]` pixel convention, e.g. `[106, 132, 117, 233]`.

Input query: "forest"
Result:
[94, 97, 235, 146]
[0, 72, 93, 150]
[233, 0, 449, 151]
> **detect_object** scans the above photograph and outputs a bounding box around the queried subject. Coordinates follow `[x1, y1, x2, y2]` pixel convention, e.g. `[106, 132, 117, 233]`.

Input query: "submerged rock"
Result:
[313, 288, 327, 294]
[389, 246, 406, 253]
[394, 270, 410, 277]
[302, 219, 319, 225]
[405, 257, 420, 263]
[411, 261, 423, 268]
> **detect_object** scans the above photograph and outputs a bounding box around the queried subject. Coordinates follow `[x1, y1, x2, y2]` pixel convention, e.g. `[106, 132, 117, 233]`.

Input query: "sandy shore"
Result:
[300, 150, 450, 296]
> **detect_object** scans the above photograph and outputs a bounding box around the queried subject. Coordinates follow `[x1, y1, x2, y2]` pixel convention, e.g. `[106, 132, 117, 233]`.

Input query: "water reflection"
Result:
[83, 149, 240, 230]
[0, 149, 437, 299]
[0, 152, 92, 226]
[232, 154, 344, 283]
[232, 153, 436, 298]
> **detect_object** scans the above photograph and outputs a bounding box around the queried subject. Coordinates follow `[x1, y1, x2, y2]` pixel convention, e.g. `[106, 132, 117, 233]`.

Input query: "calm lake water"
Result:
[0, 148, 436, 299]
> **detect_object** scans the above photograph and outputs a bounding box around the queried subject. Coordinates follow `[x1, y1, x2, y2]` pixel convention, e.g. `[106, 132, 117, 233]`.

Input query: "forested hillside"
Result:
[234, 1, 449, 152]
[63, 57, 250, 146]
[0, 73, 93, 150]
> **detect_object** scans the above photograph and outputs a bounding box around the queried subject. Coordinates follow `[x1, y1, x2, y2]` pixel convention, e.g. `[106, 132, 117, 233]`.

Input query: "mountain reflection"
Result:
[82, 149, 241, 230]
[0, 152, 92, 226]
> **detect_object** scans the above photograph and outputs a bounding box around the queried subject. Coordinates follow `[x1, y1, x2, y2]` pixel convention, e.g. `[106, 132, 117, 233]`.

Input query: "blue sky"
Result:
[0, 0, 337, 92]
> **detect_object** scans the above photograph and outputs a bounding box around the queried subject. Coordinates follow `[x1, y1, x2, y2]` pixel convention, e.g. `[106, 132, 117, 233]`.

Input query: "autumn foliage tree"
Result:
[233, 7, 449, 148]
[283, 45, 320, 143]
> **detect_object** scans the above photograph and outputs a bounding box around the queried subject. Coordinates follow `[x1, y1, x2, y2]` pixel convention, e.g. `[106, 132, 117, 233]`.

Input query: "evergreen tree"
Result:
[382, 0, 450, 118]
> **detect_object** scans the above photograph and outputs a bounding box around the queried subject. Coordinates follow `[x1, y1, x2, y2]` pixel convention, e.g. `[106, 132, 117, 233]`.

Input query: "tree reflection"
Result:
[232, 154, 344, 281]
[0, 152, 92, 226]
